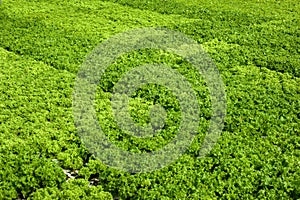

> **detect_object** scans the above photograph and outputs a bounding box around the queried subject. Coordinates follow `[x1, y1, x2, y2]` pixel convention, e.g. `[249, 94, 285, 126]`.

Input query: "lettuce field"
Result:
[0, 0, 299, 199]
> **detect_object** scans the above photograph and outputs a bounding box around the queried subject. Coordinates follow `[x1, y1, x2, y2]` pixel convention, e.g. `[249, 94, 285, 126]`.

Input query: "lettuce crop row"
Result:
[0, 0, 299, 199]
[0, 48, 112, 199]
[103, 0, 300, 77]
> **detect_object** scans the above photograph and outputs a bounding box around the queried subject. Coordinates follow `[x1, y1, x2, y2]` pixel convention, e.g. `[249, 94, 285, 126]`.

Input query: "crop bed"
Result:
[0, 0, 299, 199]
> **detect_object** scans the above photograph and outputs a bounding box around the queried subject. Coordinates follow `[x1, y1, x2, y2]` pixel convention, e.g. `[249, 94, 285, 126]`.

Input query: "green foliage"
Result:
[29, 179, 112, 200]
[0, 48, 110, 199]
[95, 49, 210, 153]
[102, 0, 300, 77]
[0, 0, 299, 199]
